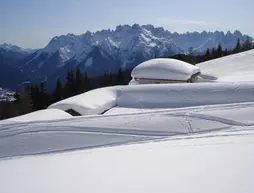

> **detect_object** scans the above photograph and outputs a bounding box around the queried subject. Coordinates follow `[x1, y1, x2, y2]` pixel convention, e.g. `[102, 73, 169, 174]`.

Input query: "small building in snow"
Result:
[129, 58, 201, 85]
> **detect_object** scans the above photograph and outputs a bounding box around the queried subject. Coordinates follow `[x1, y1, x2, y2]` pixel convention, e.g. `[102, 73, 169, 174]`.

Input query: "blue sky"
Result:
[1, 0, 253, 48]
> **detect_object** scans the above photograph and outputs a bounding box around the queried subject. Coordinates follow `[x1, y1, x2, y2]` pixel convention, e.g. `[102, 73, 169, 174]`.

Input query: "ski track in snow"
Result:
[1, 101, 254, 159]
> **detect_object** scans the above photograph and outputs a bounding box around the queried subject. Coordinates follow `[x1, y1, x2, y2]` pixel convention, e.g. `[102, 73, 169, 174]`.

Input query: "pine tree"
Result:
[75, 68, 83, 94]
[18, 87, 33, 114]
[38, 81, 50, 109]
[204, 48, 211, 61]
[233, 38, 241, 53]
[53, 79, 63, 102]
[100, 73, 110, 87]
[83, 72, 91, 92]
[242, 36, 252, 51]
[211, 48, 216, 59]
[117, 68, 125, 85]
[65, 70, 75, 97]
[14, 87, 20, 104]
[216, 44, 223, 57]
[108, 73, 113, 86]
[30, 84, 40, 110]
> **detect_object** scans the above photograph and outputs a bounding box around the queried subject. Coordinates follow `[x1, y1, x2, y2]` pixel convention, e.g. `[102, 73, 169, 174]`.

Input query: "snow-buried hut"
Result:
[129, 58, 200, 85]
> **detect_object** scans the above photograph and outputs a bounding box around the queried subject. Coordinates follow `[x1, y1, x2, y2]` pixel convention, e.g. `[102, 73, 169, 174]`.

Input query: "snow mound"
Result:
[116, 83, 254, 109]
[198, 50, 254, 82]
[2, 109, 72, 123]
[46, 82, 254, 117]
[131, 58, 200, 81]
[48, 87, 117, 115]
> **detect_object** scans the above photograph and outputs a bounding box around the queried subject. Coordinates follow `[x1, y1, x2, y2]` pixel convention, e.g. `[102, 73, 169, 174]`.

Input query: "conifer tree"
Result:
[117, 68, 125, 85]
[242, 36, 252, 51]
[83, 72, 91, 92]
[216, 44, 223, 57]
[205, 48, 211, 61]
[233, 38, 241, 53]
[100, 73, 110, 87]
[211, 48, 216, 59]
[65, 70, 75, 97]
[75, 68, 83, 94]
[14, 87, 20, 104]
[53, 79, 63, 102]
[18, 87, 33, 114]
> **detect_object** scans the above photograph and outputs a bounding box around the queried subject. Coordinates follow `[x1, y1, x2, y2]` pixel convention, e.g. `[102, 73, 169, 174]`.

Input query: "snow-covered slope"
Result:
[4, 128, 254, 193]
[198, 49, 254, 82]
[1, 101, 254, 158]
[1, 103, 254, 192]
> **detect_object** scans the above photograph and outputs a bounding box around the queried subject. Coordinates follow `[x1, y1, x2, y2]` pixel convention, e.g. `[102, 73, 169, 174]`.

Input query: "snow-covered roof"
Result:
[131, 58, 200, 81]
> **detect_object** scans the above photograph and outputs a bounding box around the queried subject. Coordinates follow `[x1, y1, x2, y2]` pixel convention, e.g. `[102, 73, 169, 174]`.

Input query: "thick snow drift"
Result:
[2, 109, 72, 122]
[131, 58, 200, 81]
[48, 87, 117, 115]
[47, 82, 254, 116]
[198, 49, 254, 82]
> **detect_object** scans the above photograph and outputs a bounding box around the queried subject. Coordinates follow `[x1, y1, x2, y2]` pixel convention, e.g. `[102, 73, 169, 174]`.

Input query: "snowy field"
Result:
[0, 50, 254, 193]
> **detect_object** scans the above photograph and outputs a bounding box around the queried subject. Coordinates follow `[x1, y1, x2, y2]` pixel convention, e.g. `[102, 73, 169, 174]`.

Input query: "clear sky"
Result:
[1, 0, 253, 48]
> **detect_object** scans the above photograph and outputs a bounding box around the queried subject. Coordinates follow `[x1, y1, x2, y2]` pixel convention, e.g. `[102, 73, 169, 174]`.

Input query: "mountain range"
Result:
[0, 24, 252, 90]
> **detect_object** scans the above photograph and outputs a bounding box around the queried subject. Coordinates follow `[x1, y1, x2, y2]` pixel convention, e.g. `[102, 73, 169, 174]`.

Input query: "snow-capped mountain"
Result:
[0, 43, 36, 55]
[23, 25, 183, 77]
[1, 24, 252, 89]
[21, 24, 251, 85]
[0, 44, 33, 89]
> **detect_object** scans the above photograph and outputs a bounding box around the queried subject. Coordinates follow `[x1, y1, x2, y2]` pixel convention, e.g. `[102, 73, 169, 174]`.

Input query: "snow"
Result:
[0, 43, 26, 53]
[1, 109, 72, 123]
[48, 87, 117, 115]
[85, 57, 93, 68]
[131, 58, 200, 80]
[1, 51, 254, 192]
[1, 123, 254, 193]
[47, 82, 254, 116]
[1, 101, 254, 159]
[198, 49, 254, 82]
[58, 47, 74, 63]
[29, 24, 184, 69]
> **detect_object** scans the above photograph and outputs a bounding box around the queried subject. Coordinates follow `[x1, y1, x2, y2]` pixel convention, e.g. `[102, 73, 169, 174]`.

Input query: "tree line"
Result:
[170, 37, 254, 64]
[0, 38, 253, 120]
[0, 68, 127, 120]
